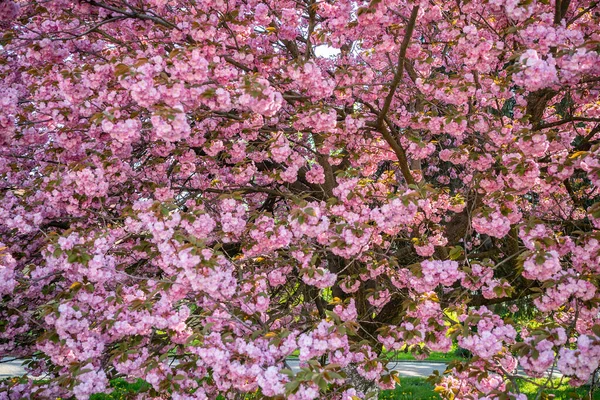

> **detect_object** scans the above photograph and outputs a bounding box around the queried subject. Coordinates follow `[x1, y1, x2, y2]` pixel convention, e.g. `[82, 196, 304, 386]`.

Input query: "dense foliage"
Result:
[1, 0, 600, 398]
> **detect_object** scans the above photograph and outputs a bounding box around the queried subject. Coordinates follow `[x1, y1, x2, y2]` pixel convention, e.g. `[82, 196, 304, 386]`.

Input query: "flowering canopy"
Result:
[1, 0, 600, 399]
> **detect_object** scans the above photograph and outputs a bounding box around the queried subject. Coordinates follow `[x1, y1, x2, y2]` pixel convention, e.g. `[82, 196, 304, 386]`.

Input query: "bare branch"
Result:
[375, 5, 419, 128]
[533, 116, 600, 131]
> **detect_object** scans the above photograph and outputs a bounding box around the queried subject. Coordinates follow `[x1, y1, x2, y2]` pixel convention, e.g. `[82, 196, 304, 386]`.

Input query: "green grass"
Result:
[90, 378, 150, 400]
[380, 377, 600, 400]
[380, 377, 440, 400]
[518, 378, 600, 399]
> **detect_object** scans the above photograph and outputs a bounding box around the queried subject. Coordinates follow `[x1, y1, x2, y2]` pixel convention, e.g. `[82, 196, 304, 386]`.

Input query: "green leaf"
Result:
[449, 246, 464, 260]
[315, 375, 328, 391]
[67, 251, 79, 263]
[285, 380, 300, 394]
[114, 63, 130, 77]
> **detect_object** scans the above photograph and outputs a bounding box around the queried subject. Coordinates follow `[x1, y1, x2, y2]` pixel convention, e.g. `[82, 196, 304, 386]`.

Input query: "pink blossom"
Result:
[522, 250, 562, 281]
[514, 50, 558, 91]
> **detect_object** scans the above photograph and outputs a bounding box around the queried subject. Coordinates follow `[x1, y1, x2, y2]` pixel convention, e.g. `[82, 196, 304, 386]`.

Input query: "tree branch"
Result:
[85, 0, 178, 29]
[375, 5, 419, 128]
[365, 6, 419, 185]
[533, 116, 600, 131]
[567, 1, 598, 25]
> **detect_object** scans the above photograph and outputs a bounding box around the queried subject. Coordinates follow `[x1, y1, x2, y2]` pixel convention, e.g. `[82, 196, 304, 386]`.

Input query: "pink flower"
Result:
[305, 164, 326, 184]
[514, 50, 558, 91]
[302, 267, 337, 289]
[472, 211, 511, 239]
[522, 250, 561, 281]
[412, 260, 464, 293]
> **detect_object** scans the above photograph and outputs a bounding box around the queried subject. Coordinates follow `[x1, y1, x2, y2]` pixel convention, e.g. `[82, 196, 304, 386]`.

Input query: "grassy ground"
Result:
[89, 378, 150, 400]
[517, 378, 600, 399]
[380, 377, 600, 400]
[380, 377, 441, 400]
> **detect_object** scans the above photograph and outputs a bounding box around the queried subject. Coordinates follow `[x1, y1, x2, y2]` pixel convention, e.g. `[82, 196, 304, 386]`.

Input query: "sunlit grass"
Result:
[380, 377, 441, 400]
[517, 377, 600, 399]
[90, 378, 150, 399]
[380, 377, 600, 400]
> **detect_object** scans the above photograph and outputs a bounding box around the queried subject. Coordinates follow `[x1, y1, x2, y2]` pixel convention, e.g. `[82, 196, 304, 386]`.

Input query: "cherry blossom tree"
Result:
[1, 0, 600, 398]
